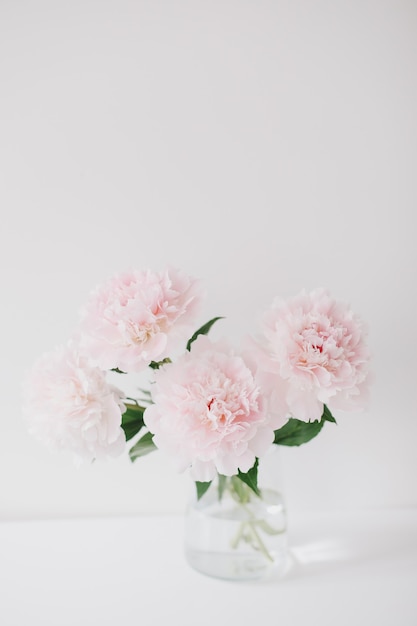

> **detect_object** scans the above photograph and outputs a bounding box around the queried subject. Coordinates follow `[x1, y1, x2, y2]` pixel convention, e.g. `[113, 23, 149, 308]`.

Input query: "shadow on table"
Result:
[264, 513, 417, 584]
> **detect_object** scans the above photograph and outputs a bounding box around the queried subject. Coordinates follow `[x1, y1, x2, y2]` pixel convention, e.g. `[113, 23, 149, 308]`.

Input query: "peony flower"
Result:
[250, 289, 370, 422]
[22, 342, 127, 463]
[144, 335, 277, 482]
[76, 267, 204, 372]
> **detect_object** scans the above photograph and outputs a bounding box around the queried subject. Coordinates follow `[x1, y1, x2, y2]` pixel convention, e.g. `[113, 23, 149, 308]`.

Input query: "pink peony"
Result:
[250, 289, 370, 422]
[22, 342, 126, 463]
[77, 267, 204, 372]
[144, 335, 275, 482]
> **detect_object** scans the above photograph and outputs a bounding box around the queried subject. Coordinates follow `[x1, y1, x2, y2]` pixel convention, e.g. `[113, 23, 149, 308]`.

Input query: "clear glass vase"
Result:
[184, 445, 288, 581]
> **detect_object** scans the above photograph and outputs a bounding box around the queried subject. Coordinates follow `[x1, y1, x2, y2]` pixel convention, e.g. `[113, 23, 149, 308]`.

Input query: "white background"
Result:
[0, 0, 416, 521]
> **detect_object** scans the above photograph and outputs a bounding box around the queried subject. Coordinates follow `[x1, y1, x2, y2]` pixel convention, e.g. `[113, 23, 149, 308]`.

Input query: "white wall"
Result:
[1, 0, 416, 520]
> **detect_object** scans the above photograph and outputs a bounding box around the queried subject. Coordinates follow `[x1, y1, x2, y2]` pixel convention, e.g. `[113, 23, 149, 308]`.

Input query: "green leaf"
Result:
[111, 368, 127, 374]
[186, 317, 224, 351]
[274, 417, 325, 446]
[274, 405, 337, 447]
[121, 403, 146, 442]
[322, 404, 337, 423]
[195, 481, 212, 500]
[128, 431, 157, 462]
[149, 358, 172, 370]
[237, 459, 260, 497]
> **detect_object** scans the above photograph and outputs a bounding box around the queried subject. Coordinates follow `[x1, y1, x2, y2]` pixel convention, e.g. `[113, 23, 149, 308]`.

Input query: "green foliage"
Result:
[236, 459, 260, 497]
[195, 480, 212, 500]
[128, 431, 157, 461]
[186, 317, 224, 351]
[273, 405, 336, 446]
[322, 404, 337, 423]
[121, 403, 146, 442]
[149, 358, 172, 370]
[196, 460, 261, 502]
[273, 418, 324, 446]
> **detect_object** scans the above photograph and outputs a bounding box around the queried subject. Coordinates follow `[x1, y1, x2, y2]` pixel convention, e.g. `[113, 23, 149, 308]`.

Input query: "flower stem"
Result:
[245, 519, 274, 562]
[227, 478, 275, 563]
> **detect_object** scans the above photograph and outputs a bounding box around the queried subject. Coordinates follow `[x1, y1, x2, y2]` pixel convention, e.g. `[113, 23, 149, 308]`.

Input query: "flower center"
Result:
[128, 321, 156, 345]
[206, 397, 230, 429]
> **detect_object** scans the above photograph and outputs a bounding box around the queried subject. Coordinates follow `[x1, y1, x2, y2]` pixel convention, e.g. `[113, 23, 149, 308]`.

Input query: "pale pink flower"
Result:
[250, 289, 370, 422]
[22, 342, 126, 463]
[144, 335, 275, 482]
[77, 268, 204, 372]
[242, 337, 290, 426]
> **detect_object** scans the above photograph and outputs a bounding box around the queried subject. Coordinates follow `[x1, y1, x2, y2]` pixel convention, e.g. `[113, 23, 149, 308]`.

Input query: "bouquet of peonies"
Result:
[22, 267, 370, 499]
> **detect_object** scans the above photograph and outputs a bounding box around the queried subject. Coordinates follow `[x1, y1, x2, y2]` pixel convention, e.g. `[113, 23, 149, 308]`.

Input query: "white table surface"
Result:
[1, 509, 416, 626]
